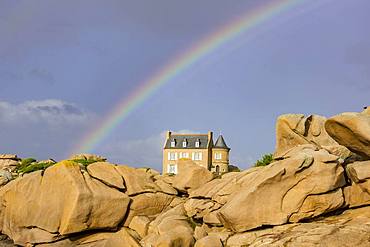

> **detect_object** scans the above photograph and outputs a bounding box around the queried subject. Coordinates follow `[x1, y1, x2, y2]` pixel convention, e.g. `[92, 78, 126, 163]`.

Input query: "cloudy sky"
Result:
[0, 0, 369, 170]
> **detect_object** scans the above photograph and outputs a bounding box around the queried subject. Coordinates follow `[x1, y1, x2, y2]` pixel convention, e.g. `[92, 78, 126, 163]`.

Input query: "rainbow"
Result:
[71, 0, 304, 155]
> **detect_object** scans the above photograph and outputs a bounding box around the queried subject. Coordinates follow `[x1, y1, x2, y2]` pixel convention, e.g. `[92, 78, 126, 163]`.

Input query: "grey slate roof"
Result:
[214, 135, 230, 150]
[164, 134, 210, 149]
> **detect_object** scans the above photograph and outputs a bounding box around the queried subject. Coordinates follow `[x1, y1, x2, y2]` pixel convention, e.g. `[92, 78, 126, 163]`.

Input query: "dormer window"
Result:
[195, 139, 200, 148]
[170, 139, 176, 147]
[182, 139, 187, 148]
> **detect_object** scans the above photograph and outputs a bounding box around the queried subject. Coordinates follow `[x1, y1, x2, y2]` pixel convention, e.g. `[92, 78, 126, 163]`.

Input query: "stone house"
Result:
[162, 131, 230, 174]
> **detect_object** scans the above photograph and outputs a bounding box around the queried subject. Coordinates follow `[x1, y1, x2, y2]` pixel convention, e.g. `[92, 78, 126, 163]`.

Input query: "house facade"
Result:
[162, 131, 230, 174]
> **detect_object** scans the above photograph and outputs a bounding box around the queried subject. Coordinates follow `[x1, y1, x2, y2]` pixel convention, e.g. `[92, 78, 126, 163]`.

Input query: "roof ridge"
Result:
[170, 133, 208, 136]
[214, 135, 230, 149]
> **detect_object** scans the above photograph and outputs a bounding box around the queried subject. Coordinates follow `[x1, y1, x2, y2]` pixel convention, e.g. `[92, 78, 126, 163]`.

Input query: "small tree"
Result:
[254, 153, 274, 167]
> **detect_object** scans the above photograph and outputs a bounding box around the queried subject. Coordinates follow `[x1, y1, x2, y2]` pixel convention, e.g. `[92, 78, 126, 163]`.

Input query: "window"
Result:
[168, 164, 177, 174]
[193, 152, 202, 161]
[215, 153, 222, 160]
[179, 152, 189, 159]
[182, 139, 187, 148]
[195, 140, 200, 148]
[184, 152, 189, 158]
[168, 152, 177, 160]
[170, 140, 176, 147]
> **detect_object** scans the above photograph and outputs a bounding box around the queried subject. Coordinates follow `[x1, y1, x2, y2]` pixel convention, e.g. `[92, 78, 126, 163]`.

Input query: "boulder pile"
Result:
[0, 107, 369, 246]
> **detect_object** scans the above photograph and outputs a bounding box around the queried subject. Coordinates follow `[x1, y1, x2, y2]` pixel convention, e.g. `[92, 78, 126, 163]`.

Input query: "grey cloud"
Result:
[0, 99, 94, 125]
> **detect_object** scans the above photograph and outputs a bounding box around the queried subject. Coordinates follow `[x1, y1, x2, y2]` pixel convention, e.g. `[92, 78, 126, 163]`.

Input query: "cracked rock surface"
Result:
[1, 107, 370, 246]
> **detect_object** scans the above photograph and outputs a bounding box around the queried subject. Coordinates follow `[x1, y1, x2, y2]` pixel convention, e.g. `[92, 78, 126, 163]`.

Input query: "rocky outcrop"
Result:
[0, 170, 12, 186]
[1, 108, 370, 246]
[217, 146, 345, 232]
[141, 205, 195, 247]
[325, 111, 370, 159]
[172, 160, 214, 193]
[0, 154, 19, 173]
[344, 160, 370, 208]
[226, 207, 370, 247]
[194, 235, 223, 247]
[124, 192, 174, 226]
[69, 153, 107, 162]
[274, 114, 350, 158]
[87, 162, 125, 190]
[0, 161, 131, 246]
[36, 227, 141, 247]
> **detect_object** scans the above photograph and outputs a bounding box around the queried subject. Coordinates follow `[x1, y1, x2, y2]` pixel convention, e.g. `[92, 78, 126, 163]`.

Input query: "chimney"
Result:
[208, 131, 213, 147]
[166, 131, 172, 140]
[163, 131, 172, 149]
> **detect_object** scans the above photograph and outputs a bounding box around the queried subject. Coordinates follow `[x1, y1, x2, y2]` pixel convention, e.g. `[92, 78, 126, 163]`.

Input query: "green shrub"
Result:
[20, 158, 36, 166]
[16, 158, 37, 172]
[254, 153, 274, 167]
[18, 162, 54, 174]
[71, 159, 99, 167]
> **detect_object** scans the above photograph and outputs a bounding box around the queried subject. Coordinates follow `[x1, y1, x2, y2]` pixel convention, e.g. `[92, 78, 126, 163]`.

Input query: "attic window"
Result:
[171, 140, 176, 147]
[195, 139, 200, 148]
[182, 139, 187, 148]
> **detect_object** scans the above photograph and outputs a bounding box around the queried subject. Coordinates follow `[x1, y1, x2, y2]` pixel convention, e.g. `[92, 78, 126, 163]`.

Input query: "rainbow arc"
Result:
[71, 0, 305, 156]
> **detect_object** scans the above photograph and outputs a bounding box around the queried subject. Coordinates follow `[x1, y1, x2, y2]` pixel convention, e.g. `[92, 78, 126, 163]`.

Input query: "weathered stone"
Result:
[362, 106, 370, 116]
[346, 161, 370, 183]
[344, 181, 370, 208]
[154, 179, 178, 195]
[37, 159, 56, 164]
[0, 154, 18, 160]
[0, 161, 130, 246]
[226, 207, 370, 247]
[344, 161, 370, 208]
[0, 159, 19, 172]
[205, 227, 233, 243]
[194, 235, 223, 247]
[37, 228, 141, 247]
[124, 192, 173, 226]
[115, 165, 160, 195]
[189, 169, 261, 205]
[129, 216, 151, 239]
[0, 234, 15, 247]
[172, 160, 214, 192]
[325, 112, 370, 159]
[274, 114, 343, 158]
[141, 205, 195, 247]
[289, 189, 344, 222]
[0, 170, 12, 186]
[184, 198, 222, 220]
[217, 147, 346, 232]
[193, 226, 207, 241]
[137, 167, 160, 178]
[87, 162, 125, 190]
[169, 197, 186, 208]
[69, 153, 107, 161]
[203, 210, 223, 226]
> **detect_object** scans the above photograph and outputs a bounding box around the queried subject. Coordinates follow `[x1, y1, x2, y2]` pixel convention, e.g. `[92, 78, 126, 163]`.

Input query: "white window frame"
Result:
[182, 141, 187, 148]
[167, 164, 177, 174]
[193, 152, 202, 161]
[180, 152, 189, 159]
[170, 141, 176, 147]
[215, 153, 222, 160]
[195, 141, 200, 148]
[168, 152, 177, 161]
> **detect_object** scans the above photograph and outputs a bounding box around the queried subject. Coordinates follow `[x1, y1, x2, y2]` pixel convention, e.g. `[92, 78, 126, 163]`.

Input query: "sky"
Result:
[0, 0, 369, 171]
